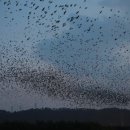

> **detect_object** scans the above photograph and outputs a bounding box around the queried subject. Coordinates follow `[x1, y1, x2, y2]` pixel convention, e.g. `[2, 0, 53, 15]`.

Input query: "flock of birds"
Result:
[0, 0, 130, 108]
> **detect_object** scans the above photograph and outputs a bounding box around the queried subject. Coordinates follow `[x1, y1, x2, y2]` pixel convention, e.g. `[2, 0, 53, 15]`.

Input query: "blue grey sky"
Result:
[0, 0, 130, 111]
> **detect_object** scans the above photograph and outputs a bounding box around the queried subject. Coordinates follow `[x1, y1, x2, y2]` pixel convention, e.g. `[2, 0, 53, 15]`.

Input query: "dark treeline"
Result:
[0, 108, 130, 126]
[0, 121, 130, 130]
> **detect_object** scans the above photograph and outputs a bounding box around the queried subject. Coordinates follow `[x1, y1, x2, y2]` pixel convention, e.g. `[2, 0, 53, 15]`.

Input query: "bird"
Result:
[0, 0, 130, 108]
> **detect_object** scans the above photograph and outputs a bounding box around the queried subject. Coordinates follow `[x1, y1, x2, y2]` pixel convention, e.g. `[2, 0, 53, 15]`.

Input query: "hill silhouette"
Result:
[0, 108, 130, 126]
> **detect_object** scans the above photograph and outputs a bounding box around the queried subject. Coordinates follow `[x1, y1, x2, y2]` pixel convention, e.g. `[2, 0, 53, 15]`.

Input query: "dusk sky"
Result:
[0, 0, 130, 111]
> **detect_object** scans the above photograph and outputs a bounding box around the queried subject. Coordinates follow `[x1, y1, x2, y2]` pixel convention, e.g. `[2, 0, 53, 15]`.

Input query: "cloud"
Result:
[36, 14, 130, 77]
[35, 12, 130, 102]
[100, 0, 130, 11]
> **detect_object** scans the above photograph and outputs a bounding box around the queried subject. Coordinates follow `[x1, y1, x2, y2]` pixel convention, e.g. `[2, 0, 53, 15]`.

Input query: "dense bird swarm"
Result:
[0, 0, 130, 107]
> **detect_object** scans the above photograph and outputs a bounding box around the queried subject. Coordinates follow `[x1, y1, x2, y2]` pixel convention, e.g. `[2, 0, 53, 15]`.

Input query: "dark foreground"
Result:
[0, 122, 130, 130]
[1, 108, 130, 126]
[1, 108, 130, 129]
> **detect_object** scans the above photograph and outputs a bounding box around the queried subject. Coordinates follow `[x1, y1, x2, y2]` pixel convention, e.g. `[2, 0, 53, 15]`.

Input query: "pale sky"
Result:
[0, 0, 130, 111]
